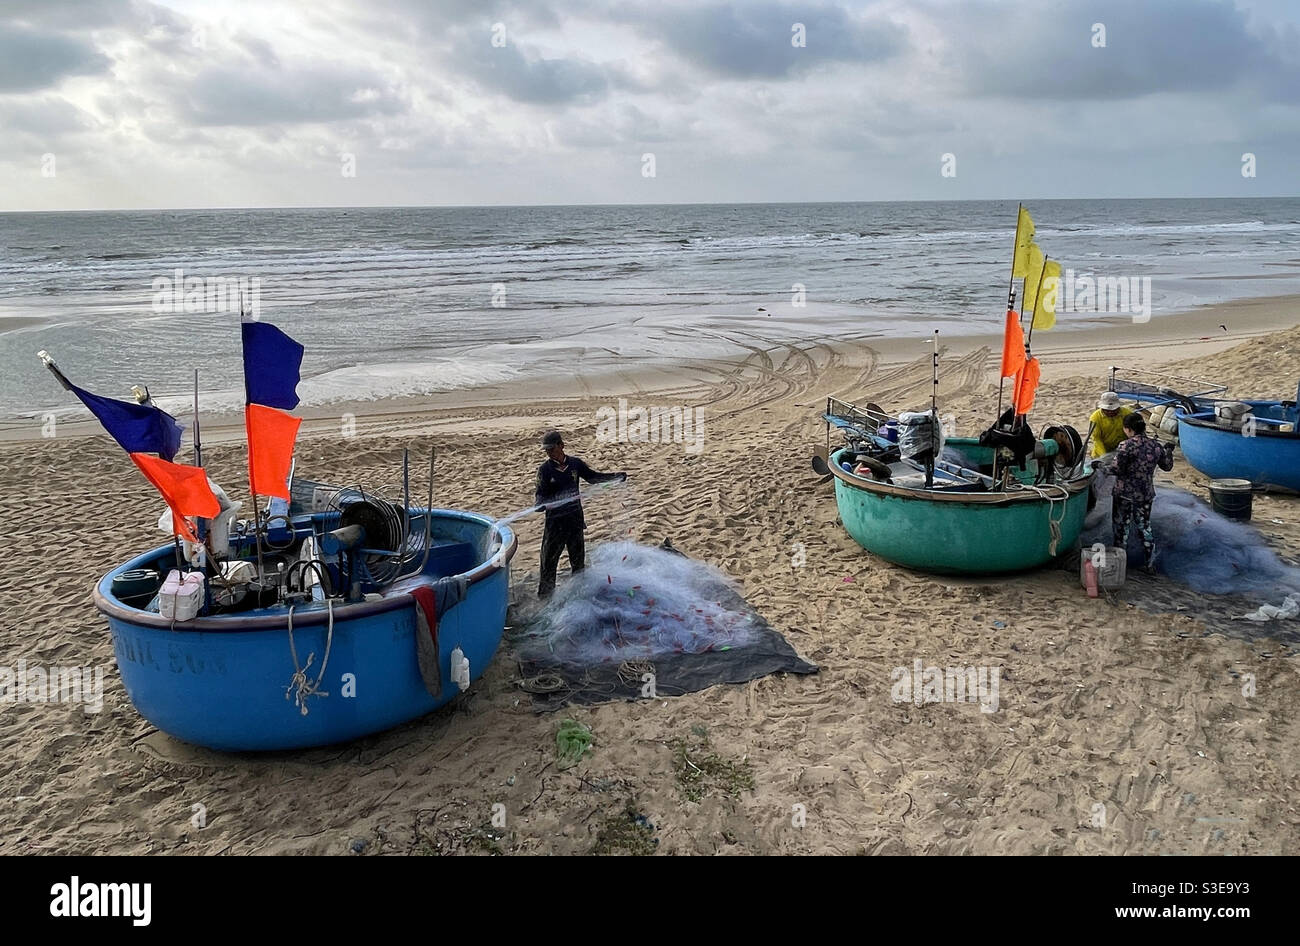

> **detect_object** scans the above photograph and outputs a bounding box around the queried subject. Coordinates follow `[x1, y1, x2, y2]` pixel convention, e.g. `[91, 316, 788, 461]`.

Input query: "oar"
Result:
[810, 454, 833, 483]
[931, 457, 994, 487]
[1071, 421, 1095, 477]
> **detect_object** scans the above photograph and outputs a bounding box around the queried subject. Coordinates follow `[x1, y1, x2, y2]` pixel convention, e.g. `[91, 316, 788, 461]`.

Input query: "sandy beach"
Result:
[2, 295, 1299, 856]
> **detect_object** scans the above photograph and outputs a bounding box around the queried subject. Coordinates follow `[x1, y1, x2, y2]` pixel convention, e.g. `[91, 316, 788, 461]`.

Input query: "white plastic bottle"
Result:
[450, 647, 471, 692]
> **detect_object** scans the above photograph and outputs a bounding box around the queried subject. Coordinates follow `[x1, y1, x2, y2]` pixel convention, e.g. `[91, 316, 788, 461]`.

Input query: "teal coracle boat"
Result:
[819, 205, 1094, 574]
[829, 442, 1092, 574]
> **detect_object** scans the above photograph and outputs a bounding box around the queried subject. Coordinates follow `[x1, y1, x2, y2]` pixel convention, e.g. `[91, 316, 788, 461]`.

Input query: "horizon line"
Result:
[3, 194, 1297, 215]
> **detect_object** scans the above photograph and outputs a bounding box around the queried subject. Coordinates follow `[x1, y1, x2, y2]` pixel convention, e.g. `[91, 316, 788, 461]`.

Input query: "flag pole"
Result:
[928, 329, 939, 488]
[996, 203, 1023, 425]
[193, 368, 203, 468]
[1013, 254, 1052, 432]
[193, 367, 214, 614]
[1024, 255, 1051, 352]
[931, 329, 939, 418]
[240, 296, 269, 587]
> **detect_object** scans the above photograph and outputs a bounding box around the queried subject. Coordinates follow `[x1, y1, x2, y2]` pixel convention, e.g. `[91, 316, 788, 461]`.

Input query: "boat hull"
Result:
[97, 510, 515, 752]
[831, 453, 1091, 574]
[1176, 412, 1300, 491]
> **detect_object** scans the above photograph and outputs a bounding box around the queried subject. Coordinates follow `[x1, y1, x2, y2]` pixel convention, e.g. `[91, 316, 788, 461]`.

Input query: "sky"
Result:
[1, 0, 1298, 210]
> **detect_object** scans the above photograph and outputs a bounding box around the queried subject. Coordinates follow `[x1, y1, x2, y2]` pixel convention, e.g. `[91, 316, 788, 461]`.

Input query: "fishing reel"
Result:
[1038, 425, 1084, 482]
[320, 494, 423, 596]
[338, 497, 406, 555]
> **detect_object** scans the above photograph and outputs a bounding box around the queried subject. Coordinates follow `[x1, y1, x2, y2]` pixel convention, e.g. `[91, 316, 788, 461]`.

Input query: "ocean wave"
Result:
[137, 359, 522, 417]
[5, 199, 1300, 420]
[1048, 220, 1299, 238]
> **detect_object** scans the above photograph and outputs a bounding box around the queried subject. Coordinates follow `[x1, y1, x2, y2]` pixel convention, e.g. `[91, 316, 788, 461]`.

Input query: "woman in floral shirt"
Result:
[1112, 413, 1175, 571]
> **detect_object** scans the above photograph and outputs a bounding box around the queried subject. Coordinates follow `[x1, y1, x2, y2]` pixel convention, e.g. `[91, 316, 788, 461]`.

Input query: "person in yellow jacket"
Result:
[1089, 391, 1135, 457]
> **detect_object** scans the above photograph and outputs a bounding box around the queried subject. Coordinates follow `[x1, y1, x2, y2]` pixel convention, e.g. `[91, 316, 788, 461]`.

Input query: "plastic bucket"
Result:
[1079, 544, 1126, 590]
[1208, 478, 1253, 521]
[111, 568, 162, 609]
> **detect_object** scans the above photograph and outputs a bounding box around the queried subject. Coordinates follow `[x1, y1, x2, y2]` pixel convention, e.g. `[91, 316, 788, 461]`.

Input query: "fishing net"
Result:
[514, 541, 816, 708]
[1083, 473, 1300, 601]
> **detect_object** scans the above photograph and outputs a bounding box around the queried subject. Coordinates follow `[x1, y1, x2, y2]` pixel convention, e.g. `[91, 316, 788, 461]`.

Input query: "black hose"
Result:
[284, 559, 333, 598]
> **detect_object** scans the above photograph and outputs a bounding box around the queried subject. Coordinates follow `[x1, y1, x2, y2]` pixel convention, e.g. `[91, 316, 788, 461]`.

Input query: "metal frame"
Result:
[1107, 365, 1228, 405]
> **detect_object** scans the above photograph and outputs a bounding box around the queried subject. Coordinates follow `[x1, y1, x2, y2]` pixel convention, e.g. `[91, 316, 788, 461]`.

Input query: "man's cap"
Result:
[1098, 392, 1122, 411]
[541, 429, 564, 448]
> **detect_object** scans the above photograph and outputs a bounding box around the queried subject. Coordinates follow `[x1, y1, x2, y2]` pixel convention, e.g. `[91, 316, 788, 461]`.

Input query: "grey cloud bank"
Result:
[1, 0, 1297, 209]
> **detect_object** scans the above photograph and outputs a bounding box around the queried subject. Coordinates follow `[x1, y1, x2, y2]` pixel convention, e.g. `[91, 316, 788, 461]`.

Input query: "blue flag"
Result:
[242, 321, 304, 410]
[71, 385, 184, 461]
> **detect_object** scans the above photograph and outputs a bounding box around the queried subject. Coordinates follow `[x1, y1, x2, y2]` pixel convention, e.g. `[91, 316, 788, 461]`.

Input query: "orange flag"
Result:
[129, 453, 220, 542]
[245, 403, 302, 500]
[1000, 311, 1026, 379]
[1014, 356, 1041, 415]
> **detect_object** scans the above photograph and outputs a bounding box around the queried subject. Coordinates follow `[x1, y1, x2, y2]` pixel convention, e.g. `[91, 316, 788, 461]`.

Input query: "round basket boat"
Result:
[1177, 406, 1300, 492]
[830, 447, 1092, 574]
[95, 508, 516, 752]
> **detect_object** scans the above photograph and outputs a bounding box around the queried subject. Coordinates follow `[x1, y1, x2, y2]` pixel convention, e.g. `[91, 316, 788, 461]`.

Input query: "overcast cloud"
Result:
[1, 0, 1296, 209]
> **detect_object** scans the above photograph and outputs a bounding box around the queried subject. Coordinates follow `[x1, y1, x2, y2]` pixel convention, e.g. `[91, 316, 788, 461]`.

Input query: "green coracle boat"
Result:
[818, 205, 1093, 574]
[826, 436, 1092, 574]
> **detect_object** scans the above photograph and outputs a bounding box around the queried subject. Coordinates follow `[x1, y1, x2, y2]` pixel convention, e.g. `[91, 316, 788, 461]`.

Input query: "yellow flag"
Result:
[1021, 243, 1045, 312]
[1011, 206, 1036, 277]
[1032, 260, 1063, 330]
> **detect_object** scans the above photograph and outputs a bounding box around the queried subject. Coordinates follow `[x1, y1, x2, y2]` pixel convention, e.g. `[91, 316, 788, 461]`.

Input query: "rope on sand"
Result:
[518, 673, 566, 694]
[616, 659, 656, 687]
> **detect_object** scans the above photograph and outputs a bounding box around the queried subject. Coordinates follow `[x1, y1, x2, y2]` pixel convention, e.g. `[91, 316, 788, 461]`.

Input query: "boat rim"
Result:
[94, 507, 517, 631]
[829, 447, 1093, 505]
[1176, 411, 1300, 440]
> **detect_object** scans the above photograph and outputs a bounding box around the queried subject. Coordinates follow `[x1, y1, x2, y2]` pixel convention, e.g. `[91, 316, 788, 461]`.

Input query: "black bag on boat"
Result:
[978, 408, 1036, 469]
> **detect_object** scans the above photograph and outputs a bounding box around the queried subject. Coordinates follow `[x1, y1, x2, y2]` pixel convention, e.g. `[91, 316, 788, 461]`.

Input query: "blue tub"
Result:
[95, 509, 516, 751]
[1177, 402, 1300, 492]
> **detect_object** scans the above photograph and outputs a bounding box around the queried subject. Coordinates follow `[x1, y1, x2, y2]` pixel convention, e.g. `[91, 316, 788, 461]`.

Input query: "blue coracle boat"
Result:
[1109, 368, 1300, 491]
[96, 507, 516, 752]
[42, 321, 519, 752]
[1175, 402, 1300, 492]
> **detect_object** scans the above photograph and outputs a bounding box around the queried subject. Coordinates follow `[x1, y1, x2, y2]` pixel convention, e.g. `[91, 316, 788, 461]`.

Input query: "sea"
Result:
[2, 198, 1298, 422]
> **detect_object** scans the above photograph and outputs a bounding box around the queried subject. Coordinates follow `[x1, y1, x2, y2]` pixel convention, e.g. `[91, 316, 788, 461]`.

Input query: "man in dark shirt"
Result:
[1111, 413, 1175, 572]
[534, 430, 626, 597]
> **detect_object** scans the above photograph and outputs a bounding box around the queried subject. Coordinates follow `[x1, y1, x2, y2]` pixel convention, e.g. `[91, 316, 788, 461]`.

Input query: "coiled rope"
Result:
[285, 599, 336, 715]
[1009, 482, 1072, 556]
